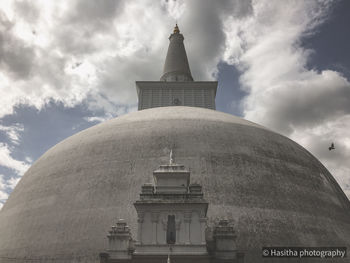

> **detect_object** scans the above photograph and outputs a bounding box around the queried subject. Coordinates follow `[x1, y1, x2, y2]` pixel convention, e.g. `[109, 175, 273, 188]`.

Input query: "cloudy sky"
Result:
[0, 0, 350, 209]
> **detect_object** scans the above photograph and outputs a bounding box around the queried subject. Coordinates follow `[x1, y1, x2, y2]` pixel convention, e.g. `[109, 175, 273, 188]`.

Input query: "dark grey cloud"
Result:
[182, 0, 252, 80]
[96, 51, 161, 106]
[0, 11, 36, 79]
[0, 38, 35, 79]
[55, 0, 125, 55]
[216, 0, 253, 18]
[55, 28, 99, 55]
[264, 74, 350, 134]
[14, 0, 40, 23]
[70, 0, 123, 24]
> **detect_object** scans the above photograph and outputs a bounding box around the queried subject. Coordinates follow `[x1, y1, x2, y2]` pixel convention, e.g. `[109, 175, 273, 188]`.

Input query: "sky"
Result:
[0, 0, 350, 209]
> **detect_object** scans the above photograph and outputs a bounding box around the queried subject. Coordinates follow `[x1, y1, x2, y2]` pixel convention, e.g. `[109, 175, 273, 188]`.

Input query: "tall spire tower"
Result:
[136, 24, 217, 110]
[160, 24, 193, 82]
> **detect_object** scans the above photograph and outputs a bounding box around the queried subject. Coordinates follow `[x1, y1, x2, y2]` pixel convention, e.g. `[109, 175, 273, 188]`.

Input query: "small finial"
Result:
[169, 149, 174, 165]
[167, 245, 172, 263]
[173, 23, 180, 34]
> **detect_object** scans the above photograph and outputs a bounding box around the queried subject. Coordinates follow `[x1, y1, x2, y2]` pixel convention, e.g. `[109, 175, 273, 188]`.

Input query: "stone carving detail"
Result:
[100, 161, 243, 262]
[162, 218, 167, 231]
[184, 211, 192, 222]
[151, 212, 159, 222]
[175, 219, 182, 230]
[137, 212, 145, 223]
[104, 219, 133, 260]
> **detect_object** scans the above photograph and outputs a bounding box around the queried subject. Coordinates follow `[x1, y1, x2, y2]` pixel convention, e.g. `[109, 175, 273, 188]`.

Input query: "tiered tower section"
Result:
[133, 162, 208, 255]
[137, 24, 217, 110]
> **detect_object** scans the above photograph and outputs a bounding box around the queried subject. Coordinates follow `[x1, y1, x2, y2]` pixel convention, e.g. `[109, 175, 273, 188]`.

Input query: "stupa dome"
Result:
[0, 106, 349, 262]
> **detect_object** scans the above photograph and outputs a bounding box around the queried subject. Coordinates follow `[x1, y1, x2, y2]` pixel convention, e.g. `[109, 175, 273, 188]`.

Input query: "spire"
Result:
[173, 23, 180, 34]
[160, 24, 193, 82]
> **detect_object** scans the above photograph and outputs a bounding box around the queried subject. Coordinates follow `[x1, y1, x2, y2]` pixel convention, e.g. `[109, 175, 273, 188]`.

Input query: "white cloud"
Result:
[0, 175, 8, 200]
[222, 0, 350, 197]
[161, 0, 186, 20]
[6, 176, 21, 189]
[0, 0, 249, 118]
[0, 143, 30, 175]
[0, 123, 23, 144]
[0, 174, 21, 209]
[289, 115, 350, 197]
[0, 142, 29, 209]
[83, 113, 114, 124]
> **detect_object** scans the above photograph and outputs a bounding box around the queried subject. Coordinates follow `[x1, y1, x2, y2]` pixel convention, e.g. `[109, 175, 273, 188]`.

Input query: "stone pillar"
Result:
[184, 211, 192, 244]
[137, 212, 144, 244]
[106, 219, 132, 260]
[213, 220, 238, 260]
[151, 212, 159, 244]
[175, 219, 181, 244]
[199, 217, 207, 245]
[161, 218, 167, 244]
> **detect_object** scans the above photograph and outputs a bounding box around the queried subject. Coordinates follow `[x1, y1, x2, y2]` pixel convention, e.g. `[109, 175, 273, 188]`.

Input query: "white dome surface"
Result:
[0, 106, 349, 263]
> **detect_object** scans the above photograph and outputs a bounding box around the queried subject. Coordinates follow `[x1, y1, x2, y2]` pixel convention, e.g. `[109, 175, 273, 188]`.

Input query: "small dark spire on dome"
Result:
[173, 23, 180, 34]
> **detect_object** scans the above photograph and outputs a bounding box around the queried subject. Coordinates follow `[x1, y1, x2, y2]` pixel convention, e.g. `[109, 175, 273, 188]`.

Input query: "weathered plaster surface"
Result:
[0, 107, 349, 262]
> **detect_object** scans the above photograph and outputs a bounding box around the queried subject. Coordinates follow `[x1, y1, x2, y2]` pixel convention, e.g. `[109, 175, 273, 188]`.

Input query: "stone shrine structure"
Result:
[100, 156, 243, 263]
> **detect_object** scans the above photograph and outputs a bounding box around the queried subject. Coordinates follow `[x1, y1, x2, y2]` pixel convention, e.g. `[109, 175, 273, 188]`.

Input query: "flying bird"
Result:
[328, 143, 335, 151]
